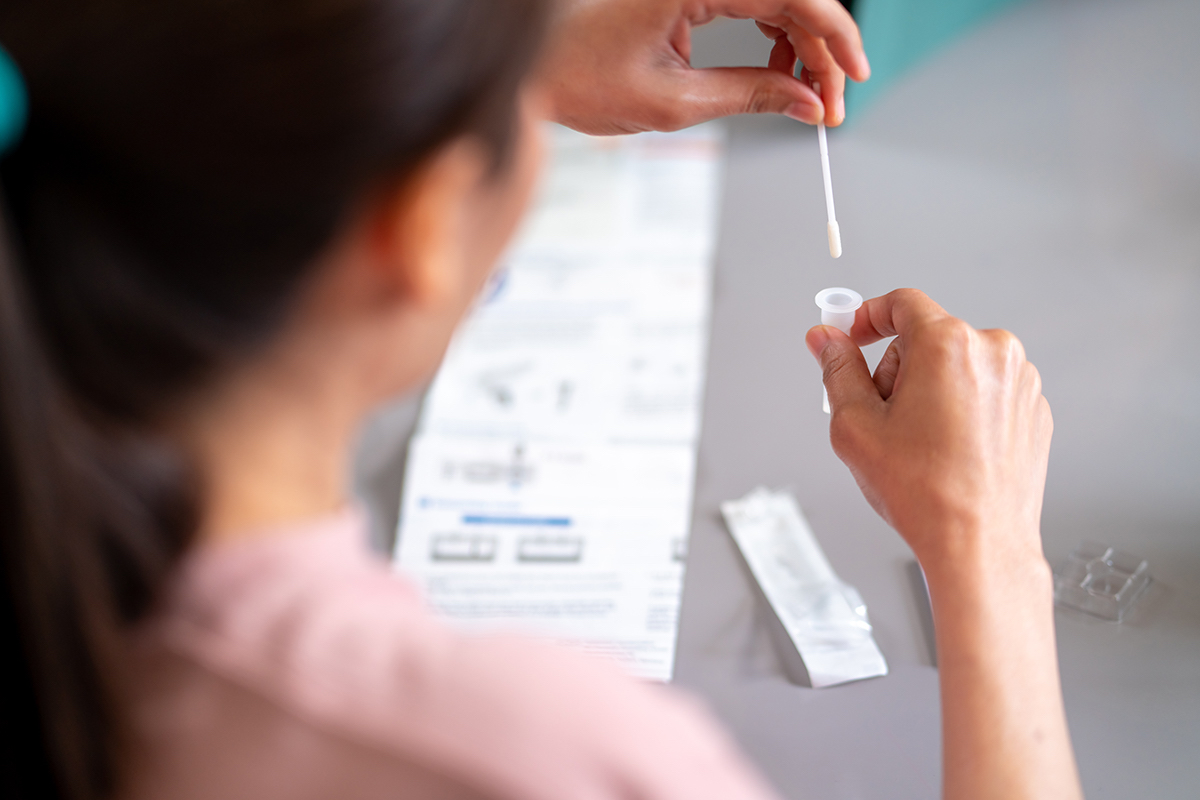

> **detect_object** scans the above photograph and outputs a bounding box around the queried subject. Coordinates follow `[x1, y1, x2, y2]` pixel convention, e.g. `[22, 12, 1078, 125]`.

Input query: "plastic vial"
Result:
[815, 288, 863, 414]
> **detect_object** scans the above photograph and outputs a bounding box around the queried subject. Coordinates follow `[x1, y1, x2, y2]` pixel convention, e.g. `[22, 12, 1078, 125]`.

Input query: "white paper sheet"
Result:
[720, 488, 888, 688]
[394, 124, 722, 681]
[394, 436, 694, 678]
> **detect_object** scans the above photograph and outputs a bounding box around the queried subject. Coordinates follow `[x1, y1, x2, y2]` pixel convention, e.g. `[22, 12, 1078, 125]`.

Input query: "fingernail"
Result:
[836, 96, 846, 124]
[785, 101, 823, 125]
[806, 326, 830, 358]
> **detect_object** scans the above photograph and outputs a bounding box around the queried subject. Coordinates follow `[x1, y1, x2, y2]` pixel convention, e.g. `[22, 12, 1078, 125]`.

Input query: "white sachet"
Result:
[720, 487, 888, 688]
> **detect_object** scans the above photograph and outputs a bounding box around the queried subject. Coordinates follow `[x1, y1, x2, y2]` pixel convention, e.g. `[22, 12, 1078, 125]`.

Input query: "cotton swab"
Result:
[813, 83, 842, 258]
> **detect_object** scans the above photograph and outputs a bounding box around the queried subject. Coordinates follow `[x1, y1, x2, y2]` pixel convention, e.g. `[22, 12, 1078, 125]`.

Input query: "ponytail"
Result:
[0, 180, 199, 799]
[0, 43, 197, 800]
[0, 44, 87, 798]
[0, 194, 71, 797]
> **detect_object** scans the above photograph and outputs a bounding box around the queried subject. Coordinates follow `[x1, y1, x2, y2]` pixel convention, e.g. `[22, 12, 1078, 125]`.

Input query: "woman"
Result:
[0, 1, 1080, 798]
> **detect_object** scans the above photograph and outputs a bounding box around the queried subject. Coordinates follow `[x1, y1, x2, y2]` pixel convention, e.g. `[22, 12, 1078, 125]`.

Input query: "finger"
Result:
[1021, 362, 1047, 429]
[683, 66, 823, 125]
[780, 27, 836, 80]
[756, 21, 786, 40]
[979, 328, 1027, 368]
[805, 325, 882, 415]
[1023, 361, 1043, 401]
[767, 32, 796, 75]
[850, 288, 951, 348]
[873, 338, 903, 400]
[800, 63, 845, 126]
[766, 30, 843, 126]
[708, 0, 870, 82]
[1038, 394, 1054, 444]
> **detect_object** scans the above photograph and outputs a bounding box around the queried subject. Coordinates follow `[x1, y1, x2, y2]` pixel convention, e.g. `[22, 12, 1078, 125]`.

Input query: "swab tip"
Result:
[827, 220, 842, 258]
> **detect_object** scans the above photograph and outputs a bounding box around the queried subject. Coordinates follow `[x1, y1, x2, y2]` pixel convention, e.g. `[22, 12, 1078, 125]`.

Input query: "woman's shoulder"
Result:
[130, 507, 777, 800]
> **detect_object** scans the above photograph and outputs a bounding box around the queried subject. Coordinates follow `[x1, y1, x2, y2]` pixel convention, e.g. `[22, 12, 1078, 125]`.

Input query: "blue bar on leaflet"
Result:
[461, 515, 571, 527]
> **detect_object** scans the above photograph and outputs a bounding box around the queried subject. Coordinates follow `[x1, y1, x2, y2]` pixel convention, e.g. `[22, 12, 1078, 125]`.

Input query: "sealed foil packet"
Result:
[721, 488, 888, 688]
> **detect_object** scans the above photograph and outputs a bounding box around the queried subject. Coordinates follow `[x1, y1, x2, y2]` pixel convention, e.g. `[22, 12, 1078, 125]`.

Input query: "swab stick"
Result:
[813, 83, 842, 259]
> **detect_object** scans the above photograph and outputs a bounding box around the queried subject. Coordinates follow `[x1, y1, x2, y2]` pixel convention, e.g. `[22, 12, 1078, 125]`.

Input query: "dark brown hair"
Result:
[0, 1, 549, 797]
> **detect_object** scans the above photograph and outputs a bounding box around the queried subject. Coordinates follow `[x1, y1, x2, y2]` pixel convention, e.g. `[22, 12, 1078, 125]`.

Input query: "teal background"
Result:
[848, 0, 1026, 114]
[0, 47, 28, 153]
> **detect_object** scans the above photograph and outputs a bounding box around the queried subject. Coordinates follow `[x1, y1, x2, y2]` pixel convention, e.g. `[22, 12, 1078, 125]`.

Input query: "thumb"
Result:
[805, 326, 879, 414]
[685, 66, 824, 126]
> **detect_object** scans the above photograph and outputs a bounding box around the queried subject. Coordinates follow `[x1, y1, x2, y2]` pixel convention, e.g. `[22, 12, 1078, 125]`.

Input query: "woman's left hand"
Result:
[537, 0, 870, 135]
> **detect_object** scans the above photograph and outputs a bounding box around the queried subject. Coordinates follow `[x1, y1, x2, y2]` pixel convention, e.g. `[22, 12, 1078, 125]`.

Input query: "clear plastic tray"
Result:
[1054, 542, 1150, 621]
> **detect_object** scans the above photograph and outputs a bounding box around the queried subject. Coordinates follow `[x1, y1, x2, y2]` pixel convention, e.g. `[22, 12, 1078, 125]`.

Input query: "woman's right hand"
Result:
[804, 288, 1053, 580]
[538, 0, 868, 136]
[806, 289, 1082, 800]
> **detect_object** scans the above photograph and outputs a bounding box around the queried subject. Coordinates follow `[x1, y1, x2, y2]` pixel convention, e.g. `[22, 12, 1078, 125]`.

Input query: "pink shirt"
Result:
[122, 509, 780, 800]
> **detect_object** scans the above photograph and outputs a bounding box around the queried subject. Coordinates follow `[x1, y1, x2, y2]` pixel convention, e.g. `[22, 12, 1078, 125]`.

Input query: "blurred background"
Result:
[358, 1, 1200, 797]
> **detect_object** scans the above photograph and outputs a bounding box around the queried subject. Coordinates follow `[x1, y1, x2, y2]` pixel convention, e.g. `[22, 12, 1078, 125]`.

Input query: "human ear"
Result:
[371, 137, 489, 309]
